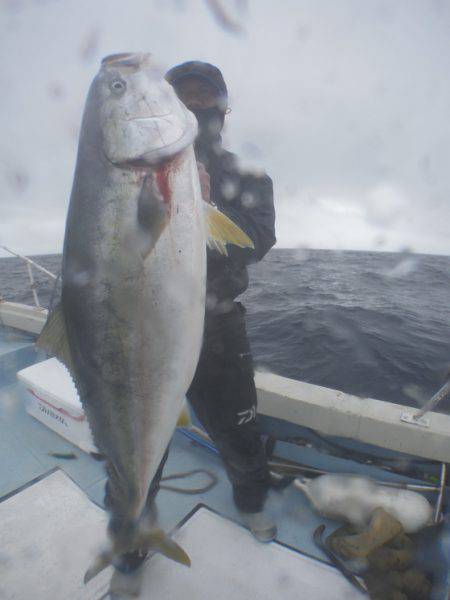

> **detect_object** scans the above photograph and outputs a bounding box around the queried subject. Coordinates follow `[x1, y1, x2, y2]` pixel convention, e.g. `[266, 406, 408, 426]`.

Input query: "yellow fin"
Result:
[148, 529, 191, 567]
[205, 203, 254, 256]
[176, 400, 191, 428]
[84, 529, 190, 584]
[36, 303, 74, 374]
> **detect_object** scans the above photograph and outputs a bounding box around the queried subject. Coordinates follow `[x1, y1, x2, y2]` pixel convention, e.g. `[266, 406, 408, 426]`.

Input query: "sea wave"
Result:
[1, 249, 449, 411]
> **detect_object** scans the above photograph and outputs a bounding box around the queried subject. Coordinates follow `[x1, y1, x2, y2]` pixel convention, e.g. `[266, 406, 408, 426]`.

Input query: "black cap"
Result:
[166, 61, 228, 110]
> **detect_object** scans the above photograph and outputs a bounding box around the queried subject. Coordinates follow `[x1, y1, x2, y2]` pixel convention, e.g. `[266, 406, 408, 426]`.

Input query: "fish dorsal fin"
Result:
[205, 203, 254, 256]
[36, 303, 74, 374]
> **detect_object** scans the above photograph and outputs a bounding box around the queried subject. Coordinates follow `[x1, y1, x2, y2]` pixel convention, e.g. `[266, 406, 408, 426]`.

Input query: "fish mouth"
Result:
[118, 139, 186, 170]
[105, 104, 198, 168]
[112, 136, 188, 170]
[119, 158, 157, 171]
[122, 113, 172, 122]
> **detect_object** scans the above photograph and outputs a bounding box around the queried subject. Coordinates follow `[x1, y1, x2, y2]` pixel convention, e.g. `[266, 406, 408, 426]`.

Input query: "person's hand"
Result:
[197, 161, 211, 203]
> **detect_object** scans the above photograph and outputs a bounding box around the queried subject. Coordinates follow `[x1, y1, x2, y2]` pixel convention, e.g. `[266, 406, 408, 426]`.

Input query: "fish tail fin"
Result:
[84, 549, 115, 584]
[84, 528, 190, 584]
[145, 528, 191, 566]
[205, 203, 254, 256]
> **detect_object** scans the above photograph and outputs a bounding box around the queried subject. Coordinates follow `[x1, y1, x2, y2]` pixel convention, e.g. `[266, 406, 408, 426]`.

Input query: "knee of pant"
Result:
[236, 352, 255, 376]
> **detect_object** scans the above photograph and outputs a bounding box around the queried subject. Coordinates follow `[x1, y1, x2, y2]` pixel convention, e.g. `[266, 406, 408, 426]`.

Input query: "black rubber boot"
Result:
[239, 511, 277, 543]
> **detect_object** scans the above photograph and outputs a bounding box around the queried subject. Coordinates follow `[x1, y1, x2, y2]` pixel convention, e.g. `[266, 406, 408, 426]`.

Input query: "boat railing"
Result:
[0, 245, 58, 309]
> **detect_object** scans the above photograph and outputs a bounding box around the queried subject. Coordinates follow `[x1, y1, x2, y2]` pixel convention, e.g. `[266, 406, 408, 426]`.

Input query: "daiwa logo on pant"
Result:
[237, 405, 256, 425]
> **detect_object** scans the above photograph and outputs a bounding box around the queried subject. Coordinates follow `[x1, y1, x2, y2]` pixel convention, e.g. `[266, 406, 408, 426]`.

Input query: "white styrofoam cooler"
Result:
[17, 357, 97, 453]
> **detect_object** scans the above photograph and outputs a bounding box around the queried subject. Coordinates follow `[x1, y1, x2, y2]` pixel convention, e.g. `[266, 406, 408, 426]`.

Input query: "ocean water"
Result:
[1, 249, 449, 411]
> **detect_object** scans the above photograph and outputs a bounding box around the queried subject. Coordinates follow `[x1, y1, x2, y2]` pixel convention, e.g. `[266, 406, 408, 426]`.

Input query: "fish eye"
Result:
[110, 79, 126, 94]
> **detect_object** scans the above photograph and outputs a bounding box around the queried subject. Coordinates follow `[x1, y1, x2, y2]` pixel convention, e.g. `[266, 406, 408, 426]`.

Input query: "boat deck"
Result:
[0, 328, 37, 387]
[0, 377, 340, 562]
[0, 326, 449, 598]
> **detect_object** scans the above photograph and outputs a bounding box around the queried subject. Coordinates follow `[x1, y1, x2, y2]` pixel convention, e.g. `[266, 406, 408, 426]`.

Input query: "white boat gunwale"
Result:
[2, 299, 449, 464]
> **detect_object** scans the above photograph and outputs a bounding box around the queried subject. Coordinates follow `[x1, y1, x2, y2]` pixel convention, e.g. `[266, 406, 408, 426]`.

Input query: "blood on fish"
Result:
[155, 162, 172, 205]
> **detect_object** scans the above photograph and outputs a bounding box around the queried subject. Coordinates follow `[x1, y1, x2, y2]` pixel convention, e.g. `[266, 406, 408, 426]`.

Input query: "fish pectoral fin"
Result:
[36, 303, 74, 374]
[176, 400, 191, 428]
[145, 529, 191, 567]
[205, 203, 255, 256]
[137, 174, 169, 260]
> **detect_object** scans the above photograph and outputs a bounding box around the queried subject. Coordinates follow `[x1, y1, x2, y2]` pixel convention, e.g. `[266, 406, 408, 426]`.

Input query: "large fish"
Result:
[38, 52, 253, 579]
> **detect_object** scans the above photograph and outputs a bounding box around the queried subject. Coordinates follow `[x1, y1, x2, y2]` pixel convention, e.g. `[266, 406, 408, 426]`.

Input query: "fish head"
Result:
[95, 53, 197, 166]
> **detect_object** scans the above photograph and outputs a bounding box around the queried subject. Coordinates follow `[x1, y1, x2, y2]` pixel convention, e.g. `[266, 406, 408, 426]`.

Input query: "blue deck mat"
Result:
[0, 379, 340, 564]
[0, 330, 38, 387]
[0, 382, 106, 499]
[1, 345, 449, 586]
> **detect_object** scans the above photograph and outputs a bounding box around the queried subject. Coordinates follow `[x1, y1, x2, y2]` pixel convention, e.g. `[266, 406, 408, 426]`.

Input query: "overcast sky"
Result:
[1, 0, 450, 256]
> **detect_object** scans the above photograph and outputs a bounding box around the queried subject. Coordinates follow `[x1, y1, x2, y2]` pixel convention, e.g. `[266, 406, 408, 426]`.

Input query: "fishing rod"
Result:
[182, 426, 441, 493]
[414, 375, 450, 420]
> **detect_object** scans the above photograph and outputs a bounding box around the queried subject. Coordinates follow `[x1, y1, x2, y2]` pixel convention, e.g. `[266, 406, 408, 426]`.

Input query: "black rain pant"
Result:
[186, 302, 271, 512]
